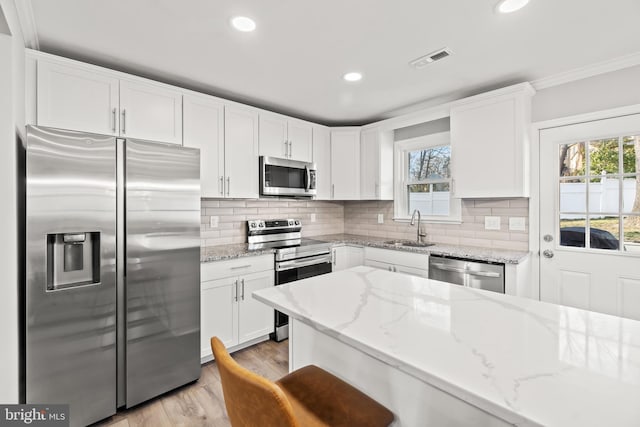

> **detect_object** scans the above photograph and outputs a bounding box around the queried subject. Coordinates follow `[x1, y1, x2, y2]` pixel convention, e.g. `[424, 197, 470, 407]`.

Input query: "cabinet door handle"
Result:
[332, 184, 335, 199]
[121, 109, 126, 134]
[284, 141, 288, 157]
[388, 266, 392, 271]
[332, 249, 336, 266]
[219, 176, 224, 196]
[226, 177, 230, 196]
[112, 108, 117, 133]
[289, 141, 293, 158]
[233, 279, 238, 302]
[240, 278, 245, 301]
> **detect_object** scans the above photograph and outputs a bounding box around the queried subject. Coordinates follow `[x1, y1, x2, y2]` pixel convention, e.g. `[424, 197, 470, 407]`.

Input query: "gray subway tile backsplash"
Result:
[200, 198, 529, 251]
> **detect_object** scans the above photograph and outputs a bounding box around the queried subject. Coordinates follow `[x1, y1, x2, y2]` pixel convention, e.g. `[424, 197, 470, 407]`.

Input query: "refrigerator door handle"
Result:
[116, 138, 126, 408]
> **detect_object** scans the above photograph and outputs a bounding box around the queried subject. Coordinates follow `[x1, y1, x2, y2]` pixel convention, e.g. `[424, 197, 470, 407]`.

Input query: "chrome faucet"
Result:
[410, 209, 427, 243]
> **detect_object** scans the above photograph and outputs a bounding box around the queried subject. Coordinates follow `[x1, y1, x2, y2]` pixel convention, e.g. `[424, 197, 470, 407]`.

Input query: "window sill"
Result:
[393, 216, 462, 225]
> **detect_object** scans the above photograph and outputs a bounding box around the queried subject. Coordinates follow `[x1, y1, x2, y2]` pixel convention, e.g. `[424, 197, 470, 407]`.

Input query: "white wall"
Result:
[532, 65, 640, 122]
[0, 0, 24, 404]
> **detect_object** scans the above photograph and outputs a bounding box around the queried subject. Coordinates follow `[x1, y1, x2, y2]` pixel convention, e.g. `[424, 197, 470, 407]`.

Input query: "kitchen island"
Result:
[253, 266, 640, 427]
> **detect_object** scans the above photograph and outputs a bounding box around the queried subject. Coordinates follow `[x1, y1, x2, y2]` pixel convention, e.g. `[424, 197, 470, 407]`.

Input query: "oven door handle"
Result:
[304, 165, 310, 192]
[276, 254, 332, 271]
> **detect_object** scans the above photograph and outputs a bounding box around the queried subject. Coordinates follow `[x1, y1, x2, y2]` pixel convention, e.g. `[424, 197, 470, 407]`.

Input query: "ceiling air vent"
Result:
[409, 48, 453, 69]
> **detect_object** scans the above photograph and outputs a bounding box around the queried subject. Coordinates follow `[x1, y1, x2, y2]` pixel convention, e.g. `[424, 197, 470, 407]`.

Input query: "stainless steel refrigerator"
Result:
[24, 125, 201, 427]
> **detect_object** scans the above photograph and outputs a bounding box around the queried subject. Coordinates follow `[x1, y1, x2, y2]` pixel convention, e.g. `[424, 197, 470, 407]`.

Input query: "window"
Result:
[558, 134, 640, 251]
[394, 132, 461, 222]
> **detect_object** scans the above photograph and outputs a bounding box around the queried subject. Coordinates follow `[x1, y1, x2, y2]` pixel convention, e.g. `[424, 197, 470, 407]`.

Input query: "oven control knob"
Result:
[250, 222, 256, 228]
[289, 220, 293, 226]
[258, 222, 264, 228]
[295, 220, 300, 225]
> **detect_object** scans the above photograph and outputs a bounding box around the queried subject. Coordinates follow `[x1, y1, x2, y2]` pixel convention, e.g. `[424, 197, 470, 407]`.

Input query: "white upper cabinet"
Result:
[183, 93, 225, 198]
[259, 111, 312, 162]
[287, 120, 313, 162]
[33, 54, 183, 144]
[259, 112, 288, 158]
[36, 60, 119, 135]
[360, 127, 393, 200]
[225, 104, 259, 199]
[312, 125, 332, 200]
[119, 79, 183, 144]
[450, 83, 535, 198]
[330, 127, 361, 200]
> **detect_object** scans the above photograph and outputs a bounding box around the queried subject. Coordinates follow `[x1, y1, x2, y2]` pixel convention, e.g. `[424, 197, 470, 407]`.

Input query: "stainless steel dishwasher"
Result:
[428, 255, 504, 293]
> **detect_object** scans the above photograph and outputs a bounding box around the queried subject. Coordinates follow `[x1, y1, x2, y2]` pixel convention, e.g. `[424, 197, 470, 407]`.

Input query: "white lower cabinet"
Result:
[200, 255, 274, 361]
[364, 248, 429, 278]
[331, 245, 364, 271]
[237, 270, 276, 343]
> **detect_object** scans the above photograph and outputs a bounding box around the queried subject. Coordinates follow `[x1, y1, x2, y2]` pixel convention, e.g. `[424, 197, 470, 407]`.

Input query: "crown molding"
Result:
[13, 0, 38, 49]
[532, 51, 640, 91]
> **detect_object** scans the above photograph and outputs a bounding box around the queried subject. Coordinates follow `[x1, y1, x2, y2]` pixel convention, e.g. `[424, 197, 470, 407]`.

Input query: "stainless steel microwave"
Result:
[260, 156, 317, 198]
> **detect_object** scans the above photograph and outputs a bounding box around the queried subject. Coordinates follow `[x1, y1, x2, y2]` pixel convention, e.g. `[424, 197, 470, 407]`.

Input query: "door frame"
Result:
[529, 103, 640, 300]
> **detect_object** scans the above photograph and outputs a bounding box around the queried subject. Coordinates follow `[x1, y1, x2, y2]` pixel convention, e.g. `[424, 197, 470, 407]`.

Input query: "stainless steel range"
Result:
[248, 219, 332, 341]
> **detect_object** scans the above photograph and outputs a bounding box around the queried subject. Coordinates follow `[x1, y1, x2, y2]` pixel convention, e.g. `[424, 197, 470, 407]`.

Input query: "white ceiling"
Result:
[28, 0, 640, 125]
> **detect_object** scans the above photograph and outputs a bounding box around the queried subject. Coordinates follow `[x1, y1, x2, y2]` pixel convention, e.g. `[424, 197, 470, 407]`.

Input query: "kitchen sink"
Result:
[384, 240, 435, 248]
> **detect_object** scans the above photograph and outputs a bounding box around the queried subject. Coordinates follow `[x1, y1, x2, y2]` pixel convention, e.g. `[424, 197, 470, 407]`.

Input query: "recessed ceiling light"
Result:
[495, 0, 530, 13]
[231, 16, 256, 32]
[343, 72, 363, 82]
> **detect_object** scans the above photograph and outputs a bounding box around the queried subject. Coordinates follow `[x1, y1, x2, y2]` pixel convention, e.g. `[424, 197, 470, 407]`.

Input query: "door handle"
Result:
[284, 141, 288, 157]
[219, 176, 224, 196]
[304, 165, 310, 191]
[233, 279, 238, 302]
[289, 141, 293, 158]
[240, 278, 245, 301]
[121, 109, 126, 134]
[112, 108, 117, 133]
[332, 184, 335, 199]
[543, 249, 554, 259]
[226, 177, 230, 196]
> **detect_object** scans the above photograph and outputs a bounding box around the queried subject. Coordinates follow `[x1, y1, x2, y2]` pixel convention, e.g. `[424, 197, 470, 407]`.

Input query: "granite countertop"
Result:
[312, 233, 529, 264]
[200, 243, 274, 263]
[201, 233, 529, 264]
[253, 266, 640, 427]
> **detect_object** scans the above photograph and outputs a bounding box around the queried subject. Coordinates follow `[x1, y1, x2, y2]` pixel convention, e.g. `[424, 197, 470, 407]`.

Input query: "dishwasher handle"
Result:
[430, 262, 501, 278]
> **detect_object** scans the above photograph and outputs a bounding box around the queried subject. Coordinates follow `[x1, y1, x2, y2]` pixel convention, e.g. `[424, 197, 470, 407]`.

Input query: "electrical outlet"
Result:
[484, 216, 501, 230]
[509, 217, 526, 231]
[310, 213, 316, 222]
[377, 213, 384, 224]
[209, 216, 219, 228]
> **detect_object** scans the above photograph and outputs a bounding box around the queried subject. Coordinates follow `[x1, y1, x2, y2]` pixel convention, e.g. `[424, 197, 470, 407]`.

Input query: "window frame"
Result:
[394, 132, 462, 223]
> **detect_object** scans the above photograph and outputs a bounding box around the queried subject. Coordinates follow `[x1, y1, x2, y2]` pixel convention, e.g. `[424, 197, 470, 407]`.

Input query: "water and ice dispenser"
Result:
[46, 232, 101, 290]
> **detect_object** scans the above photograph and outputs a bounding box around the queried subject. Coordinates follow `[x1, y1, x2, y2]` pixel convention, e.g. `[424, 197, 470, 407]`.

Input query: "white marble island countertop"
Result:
[253, 266, 640, 427]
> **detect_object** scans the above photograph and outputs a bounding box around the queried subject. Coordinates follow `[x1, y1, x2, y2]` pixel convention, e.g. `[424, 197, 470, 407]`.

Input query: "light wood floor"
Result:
[94, 339, 288, 427]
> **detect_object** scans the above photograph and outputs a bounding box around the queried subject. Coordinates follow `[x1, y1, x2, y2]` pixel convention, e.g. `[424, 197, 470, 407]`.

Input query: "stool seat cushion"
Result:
[275, 365, 394, 427]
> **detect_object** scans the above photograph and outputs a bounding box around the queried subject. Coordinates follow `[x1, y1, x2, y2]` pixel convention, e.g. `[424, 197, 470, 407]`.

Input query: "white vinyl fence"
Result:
[561, 177, 637, 218]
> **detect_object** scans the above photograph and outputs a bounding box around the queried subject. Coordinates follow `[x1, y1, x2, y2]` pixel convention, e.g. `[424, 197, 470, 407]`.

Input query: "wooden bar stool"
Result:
[210, 337, 394, 427]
